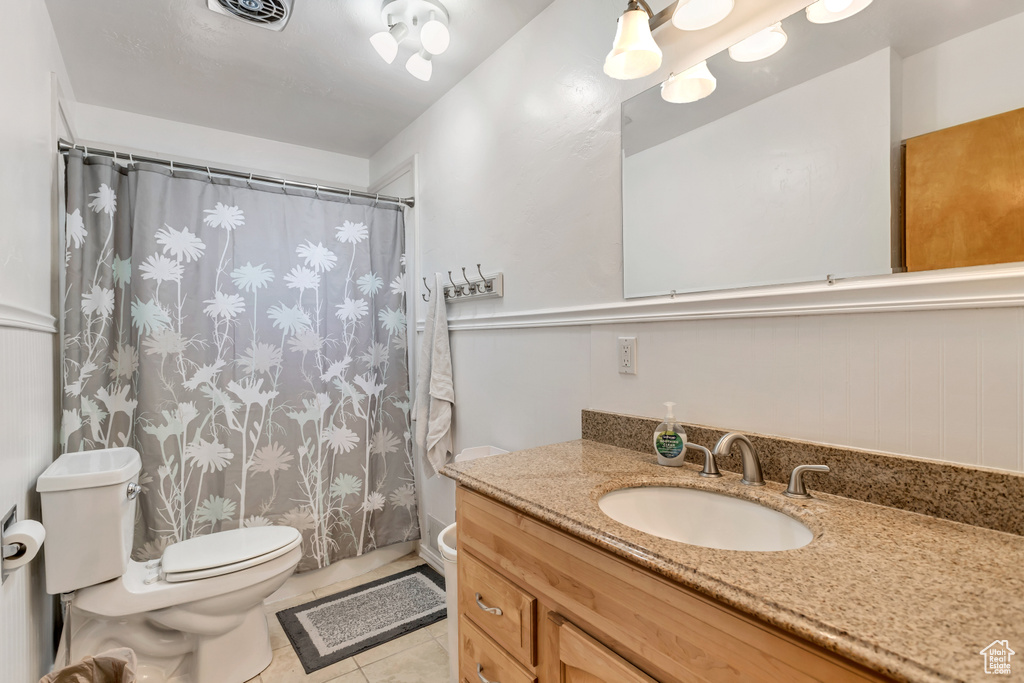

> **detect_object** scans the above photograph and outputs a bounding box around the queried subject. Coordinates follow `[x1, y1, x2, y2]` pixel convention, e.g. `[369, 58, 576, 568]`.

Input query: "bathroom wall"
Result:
[370, 0, 1024, 533]
[902, 11, 1024, 139]
[0, 0, 74, 680]
[74, 103, 371, 189]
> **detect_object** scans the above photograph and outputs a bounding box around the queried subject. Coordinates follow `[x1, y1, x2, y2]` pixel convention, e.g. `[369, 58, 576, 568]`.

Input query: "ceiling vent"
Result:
[208, 0, 293, 31]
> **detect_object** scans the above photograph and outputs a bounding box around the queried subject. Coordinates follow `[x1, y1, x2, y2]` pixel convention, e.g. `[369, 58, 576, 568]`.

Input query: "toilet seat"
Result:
[161, 527, 301, 582]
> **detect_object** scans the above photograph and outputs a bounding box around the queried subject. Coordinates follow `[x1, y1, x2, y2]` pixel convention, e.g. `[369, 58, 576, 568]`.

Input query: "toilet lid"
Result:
[162, 526, 301, 577]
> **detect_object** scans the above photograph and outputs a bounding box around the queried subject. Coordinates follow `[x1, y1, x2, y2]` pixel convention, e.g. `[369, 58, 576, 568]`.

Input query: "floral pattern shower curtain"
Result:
[61, 151, 417, 571]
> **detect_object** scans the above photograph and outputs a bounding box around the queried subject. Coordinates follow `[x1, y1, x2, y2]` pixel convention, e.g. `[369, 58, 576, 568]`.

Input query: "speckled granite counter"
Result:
[442, 440, 1024, 683]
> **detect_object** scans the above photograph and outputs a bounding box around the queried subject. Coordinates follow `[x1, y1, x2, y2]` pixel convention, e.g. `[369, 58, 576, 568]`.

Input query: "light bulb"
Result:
[603, 4, 662, 80]
[406, 49, 433, 81]
[728, 22, 787, 63]
[671, 0, 734, 31]
[805, 0, 873, 24]
[421, 12, 450, 55]
[661, 61, 716, 103]
[370, 22, 408, 64]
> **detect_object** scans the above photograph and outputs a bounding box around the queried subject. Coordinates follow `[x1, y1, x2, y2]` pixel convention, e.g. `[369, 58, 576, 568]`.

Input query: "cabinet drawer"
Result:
[460, 614, 537, 683]
[459, 550, 537, 665]
[558, 620, 657, 683]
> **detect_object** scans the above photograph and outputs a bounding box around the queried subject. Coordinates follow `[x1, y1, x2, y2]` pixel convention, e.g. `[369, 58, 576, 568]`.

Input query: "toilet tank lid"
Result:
[37, 448, 142, 492]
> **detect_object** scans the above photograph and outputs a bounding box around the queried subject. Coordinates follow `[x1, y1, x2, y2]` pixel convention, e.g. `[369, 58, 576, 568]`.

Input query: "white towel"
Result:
[414, 272, 454, 475]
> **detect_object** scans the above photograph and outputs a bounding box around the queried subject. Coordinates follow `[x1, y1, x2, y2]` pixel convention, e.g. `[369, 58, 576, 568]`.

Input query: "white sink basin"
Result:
[598, 486, 813, 552]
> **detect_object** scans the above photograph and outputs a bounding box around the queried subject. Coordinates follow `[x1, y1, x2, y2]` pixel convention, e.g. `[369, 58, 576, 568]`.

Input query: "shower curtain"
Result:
[61, 150, 417, 572]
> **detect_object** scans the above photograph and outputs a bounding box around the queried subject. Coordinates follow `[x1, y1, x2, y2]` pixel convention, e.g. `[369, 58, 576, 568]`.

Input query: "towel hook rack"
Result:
[422, 264, 504, 303]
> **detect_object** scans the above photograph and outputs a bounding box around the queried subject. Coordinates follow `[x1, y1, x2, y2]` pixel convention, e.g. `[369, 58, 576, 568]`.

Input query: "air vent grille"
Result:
[217, 0, 288, 25]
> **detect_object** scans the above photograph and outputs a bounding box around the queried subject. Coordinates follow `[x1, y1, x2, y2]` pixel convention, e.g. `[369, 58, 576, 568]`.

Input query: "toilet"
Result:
[37, 447, 302, 683]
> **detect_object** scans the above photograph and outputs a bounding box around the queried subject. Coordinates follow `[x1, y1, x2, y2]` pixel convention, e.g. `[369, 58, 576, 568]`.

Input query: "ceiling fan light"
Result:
[370, 21, 408, 64]
[805, 0, 873, 24]
[421, 13, 450, 55]
[728, 22, 787, 62]
[671, 0, 734, 31]
[603, 4, 663, 80]
[406, 49, 433, 81]
[661, 60, 717, 103]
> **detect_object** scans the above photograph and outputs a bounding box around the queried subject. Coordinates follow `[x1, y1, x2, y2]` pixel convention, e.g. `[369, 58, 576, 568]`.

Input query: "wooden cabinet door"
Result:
[558, 621, 657, 683]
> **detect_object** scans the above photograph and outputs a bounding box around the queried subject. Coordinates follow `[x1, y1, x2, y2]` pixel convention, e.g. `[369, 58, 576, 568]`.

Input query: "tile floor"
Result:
[249, 554, 451, 683]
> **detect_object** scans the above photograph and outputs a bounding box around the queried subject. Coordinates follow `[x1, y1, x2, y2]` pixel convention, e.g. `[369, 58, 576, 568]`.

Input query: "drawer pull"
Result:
[475, 592, 503, 616]
[476, 663, 498, 683]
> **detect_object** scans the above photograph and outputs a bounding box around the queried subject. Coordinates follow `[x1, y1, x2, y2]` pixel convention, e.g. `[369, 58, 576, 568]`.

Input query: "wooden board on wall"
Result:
[905, 107, 1024, 272]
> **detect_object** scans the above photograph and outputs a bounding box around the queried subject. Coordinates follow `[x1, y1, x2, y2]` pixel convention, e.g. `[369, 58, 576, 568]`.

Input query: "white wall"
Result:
[74, 104, 370, 190]
[0, 0, 73, 679]
[370, 0, 1024, 533]
[902, 11, 1024, 139]
[624, 49, 894, 297]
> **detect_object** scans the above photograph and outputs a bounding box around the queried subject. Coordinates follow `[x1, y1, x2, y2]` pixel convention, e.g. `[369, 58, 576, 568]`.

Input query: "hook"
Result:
[247, 172, 253, 189]
[128, 153, 135, 164]
[83, 146, 89, 157]
[422, 277, 432, 302]
[169, 159, 174, 174]
[112, 150, 118, 163]
[476, 263, 491, 292]
[461, 267, 476, 294]
[373, 193, 380, 207]
[206, 166, 213, 182]
[447, 270, 461, 296]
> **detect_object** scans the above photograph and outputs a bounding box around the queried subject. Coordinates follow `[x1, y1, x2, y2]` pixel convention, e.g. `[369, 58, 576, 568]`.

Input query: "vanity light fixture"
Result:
[805, 0, 873, 24]
[369, 20, 409, 64]
[728, 22, 788, 62]
[671, 0, 735, 31]
[370, 0, 449, 79]
[661, 60, 717, 103]
[406, 49, 433, 81]
[604, 1, 662, 80]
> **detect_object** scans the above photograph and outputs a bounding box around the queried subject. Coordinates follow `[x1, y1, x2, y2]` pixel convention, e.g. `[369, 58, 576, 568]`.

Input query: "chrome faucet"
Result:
[712, 433, 764, 486]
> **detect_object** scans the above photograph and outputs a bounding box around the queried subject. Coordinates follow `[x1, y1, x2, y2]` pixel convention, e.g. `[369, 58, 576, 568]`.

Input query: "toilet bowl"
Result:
[37, 448, 302, 683]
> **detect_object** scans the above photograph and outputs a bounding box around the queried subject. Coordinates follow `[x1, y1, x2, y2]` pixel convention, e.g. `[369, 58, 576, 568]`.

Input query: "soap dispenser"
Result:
[654, 402, 687, 466]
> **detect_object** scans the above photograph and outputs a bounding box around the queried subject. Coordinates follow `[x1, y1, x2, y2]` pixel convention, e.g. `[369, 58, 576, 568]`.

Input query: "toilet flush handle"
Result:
[126, 482, 141, 500]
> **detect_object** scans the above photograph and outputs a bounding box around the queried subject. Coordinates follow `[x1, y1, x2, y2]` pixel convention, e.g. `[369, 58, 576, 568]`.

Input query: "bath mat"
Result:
[277, 565, 446, 674]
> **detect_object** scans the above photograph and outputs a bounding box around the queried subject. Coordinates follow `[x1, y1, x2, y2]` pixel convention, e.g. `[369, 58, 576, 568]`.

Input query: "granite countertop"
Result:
[441, 440, 1024, 683]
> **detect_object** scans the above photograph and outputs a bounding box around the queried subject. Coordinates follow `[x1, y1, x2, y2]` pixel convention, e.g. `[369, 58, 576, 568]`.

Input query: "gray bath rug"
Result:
[276, 565, 446, 674]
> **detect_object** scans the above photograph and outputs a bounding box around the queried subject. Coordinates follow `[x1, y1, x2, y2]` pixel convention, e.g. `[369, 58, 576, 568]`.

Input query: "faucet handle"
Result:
[685, 443, 720, 478]
[783, 464, 830, 499]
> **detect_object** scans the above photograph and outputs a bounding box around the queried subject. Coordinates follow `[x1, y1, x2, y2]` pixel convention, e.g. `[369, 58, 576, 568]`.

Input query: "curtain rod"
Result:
[57, 139, 414, 209]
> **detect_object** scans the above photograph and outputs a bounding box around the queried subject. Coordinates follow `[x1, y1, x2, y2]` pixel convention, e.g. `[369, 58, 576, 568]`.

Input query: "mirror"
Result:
[621, 0, 1024, 299]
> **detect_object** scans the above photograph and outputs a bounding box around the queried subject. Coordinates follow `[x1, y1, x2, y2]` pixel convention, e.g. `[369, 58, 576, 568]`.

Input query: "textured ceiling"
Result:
[45, 0, 556, 157]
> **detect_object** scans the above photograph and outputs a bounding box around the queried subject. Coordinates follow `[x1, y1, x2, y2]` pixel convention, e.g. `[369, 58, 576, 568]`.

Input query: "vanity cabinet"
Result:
[456, 486, 892, 683]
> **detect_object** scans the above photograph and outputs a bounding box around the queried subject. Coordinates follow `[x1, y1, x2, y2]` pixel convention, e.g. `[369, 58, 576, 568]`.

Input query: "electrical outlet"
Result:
[618, 336, 637, 375]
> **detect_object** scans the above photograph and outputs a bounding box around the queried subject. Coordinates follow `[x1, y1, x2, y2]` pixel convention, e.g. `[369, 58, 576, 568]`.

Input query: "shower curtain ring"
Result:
[206, 166, 213, 182]
[247, 173, 253, 189]
[83, 146, 88, 157]
[314, 184, 321, 199]
[169, 160, 174, 174]
[128, 153, 134, 164]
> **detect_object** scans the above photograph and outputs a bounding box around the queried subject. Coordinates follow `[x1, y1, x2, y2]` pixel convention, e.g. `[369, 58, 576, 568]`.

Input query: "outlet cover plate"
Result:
[618, 336, 637, 375]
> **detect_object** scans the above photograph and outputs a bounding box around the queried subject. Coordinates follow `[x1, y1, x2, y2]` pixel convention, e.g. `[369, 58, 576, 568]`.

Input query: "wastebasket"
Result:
[438, 445, 508, 682]
[438, 522, 458, 683]
[40, 648, 137, 683]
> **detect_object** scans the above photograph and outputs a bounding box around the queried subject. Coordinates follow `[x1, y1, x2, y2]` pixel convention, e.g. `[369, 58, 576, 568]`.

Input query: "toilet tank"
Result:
[37, 448, 142, 594]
